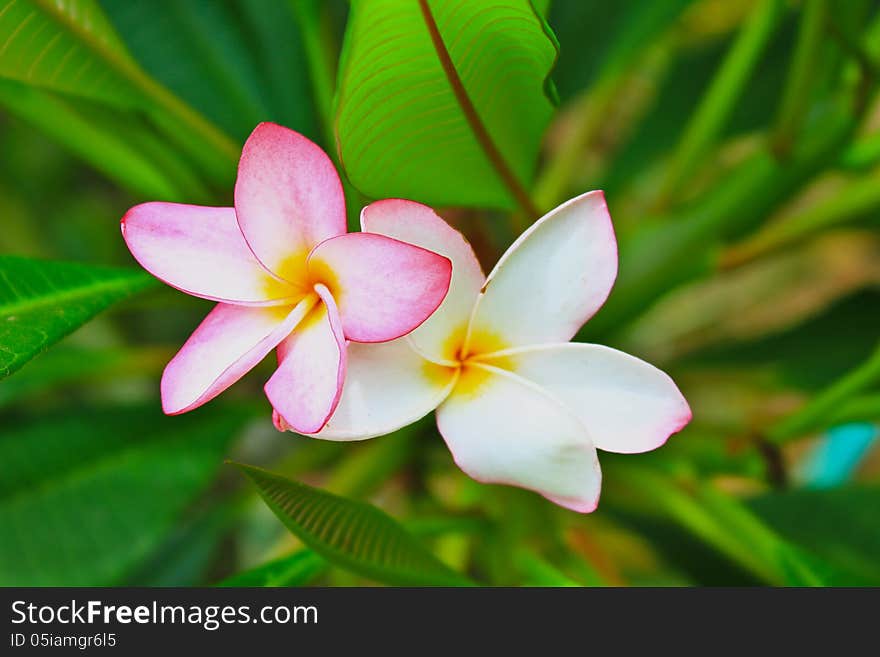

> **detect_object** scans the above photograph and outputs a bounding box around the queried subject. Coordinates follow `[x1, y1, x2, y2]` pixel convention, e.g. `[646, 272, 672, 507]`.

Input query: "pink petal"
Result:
[161, 298, 315, 415]
[307, 232, 452, 343]
[314, 339, 457, 440]
[266, 284, 346, 434]
[122, 203, 297, 305]
[494, 343, 692, 454]
[234, 122, 346, 281]
[468, 191, 617, 349]
[436, 363, 602, 513]
[361, 199, 485, 362]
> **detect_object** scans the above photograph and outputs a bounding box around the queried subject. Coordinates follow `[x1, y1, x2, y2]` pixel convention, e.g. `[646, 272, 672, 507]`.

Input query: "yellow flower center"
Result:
[426, 324, 515, 398]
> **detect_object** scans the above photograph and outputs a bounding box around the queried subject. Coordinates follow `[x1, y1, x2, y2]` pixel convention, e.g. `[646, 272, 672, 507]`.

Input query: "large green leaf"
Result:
[0, 0, 239, 183]
[0, 404, 250, 585]
[0, 256, 155, 379]
[334, 0, 557, 212]
[235, 463, 473, 586]
[747, 486, 880, 585]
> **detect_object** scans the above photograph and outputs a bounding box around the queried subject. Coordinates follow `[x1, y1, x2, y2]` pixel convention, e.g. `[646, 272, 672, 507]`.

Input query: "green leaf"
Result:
[548, 0, 694, 99]
[583, 103, 857, 338]
[0, 404, 250, 585]
[0, 0, 239, 184]
[98, 0, 318, 143]
[747, 486, 880, 585]
[238, 0, 318, 138]
[768, 340, 880, 444]
[604, 463, 827, 585]
[658, 0, 785, 203]
[725, 167, 880, 264]
[218, 549, 326, 587]
[99, 0, 266, 138]
[0, 0, 142, 107]
[535, 0, 696, 208]
[0, 256, 155, 379]
[234, 462, 473, 586]
[0, 79, 208, 201]
[334, 0, 557, 212]
[683, 289, 880, 392]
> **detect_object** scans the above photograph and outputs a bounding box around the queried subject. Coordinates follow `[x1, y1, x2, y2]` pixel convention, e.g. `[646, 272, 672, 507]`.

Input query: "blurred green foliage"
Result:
[0, 0, 878, 586]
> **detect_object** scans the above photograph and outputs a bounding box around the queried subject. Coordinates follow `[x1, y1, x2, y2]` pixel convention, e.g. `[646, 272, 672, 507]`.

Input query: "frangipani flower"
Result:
[291, 192, 691, 512]
[121, 123, 452, 434]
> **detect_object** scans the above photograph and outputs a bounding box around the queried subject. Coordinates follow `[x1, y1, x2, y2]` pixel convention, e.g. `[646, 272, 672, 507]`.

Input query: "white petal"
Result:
[467, 191, 617, 351]
[266, 285, 346, 435]
[361, 199, 484, 362]
[487, 343, 691, 454]
[314, 339, 457, 441]
[436, 363, 601, 512]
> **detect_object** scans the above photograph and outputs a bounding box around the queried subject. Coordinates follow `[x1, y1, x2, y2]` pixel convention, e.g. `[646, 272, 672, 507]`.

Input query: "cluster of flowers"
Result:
[122, 123, 690, 512]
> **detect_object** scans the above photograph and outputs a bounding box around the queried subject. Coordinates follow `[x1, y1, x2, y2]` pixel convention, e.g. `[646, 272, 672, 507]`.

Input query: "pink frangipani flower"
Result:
[121, 123, 452, 434]
[285, 191, 691, 512]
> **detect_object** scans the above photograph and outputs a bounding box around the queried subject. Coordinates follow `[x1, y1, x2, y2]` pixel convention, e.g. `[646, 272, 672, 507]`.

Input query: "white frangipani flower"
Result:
[278, 191, 691, 512]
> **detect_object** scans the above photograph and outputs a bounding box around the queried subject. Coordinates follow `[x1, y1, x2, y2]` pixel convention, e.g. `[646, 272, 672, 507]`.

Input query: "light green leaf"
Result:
[0, 256, 155, 379]
[235, 462, 473, 586]
[218, 549, 326, 587]
[0, 0, 141, 107]
[334, 0, 557, 212]
[0, 404, 250, 585]
[0, 79, 207, 201]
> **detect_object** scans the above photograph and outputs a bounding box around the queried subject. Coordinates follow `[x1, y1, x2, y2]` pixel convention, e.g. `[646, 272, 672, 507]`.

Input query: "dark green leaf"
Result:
[683, 290, 880, 392]
[0, 404, 250, 585]
[99, 0, 317, 143]
[129, 499, 244, 586]
[234, 462, 473, 586]
[548, 0, 694, 99]
[335, 0, 557, 211]
[0, 256, 155, 378]
[219, 549, 326, 587]
[603, 462, 826, 585]
[748, 486, 880, 585]
[99, 0, 266, 139]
